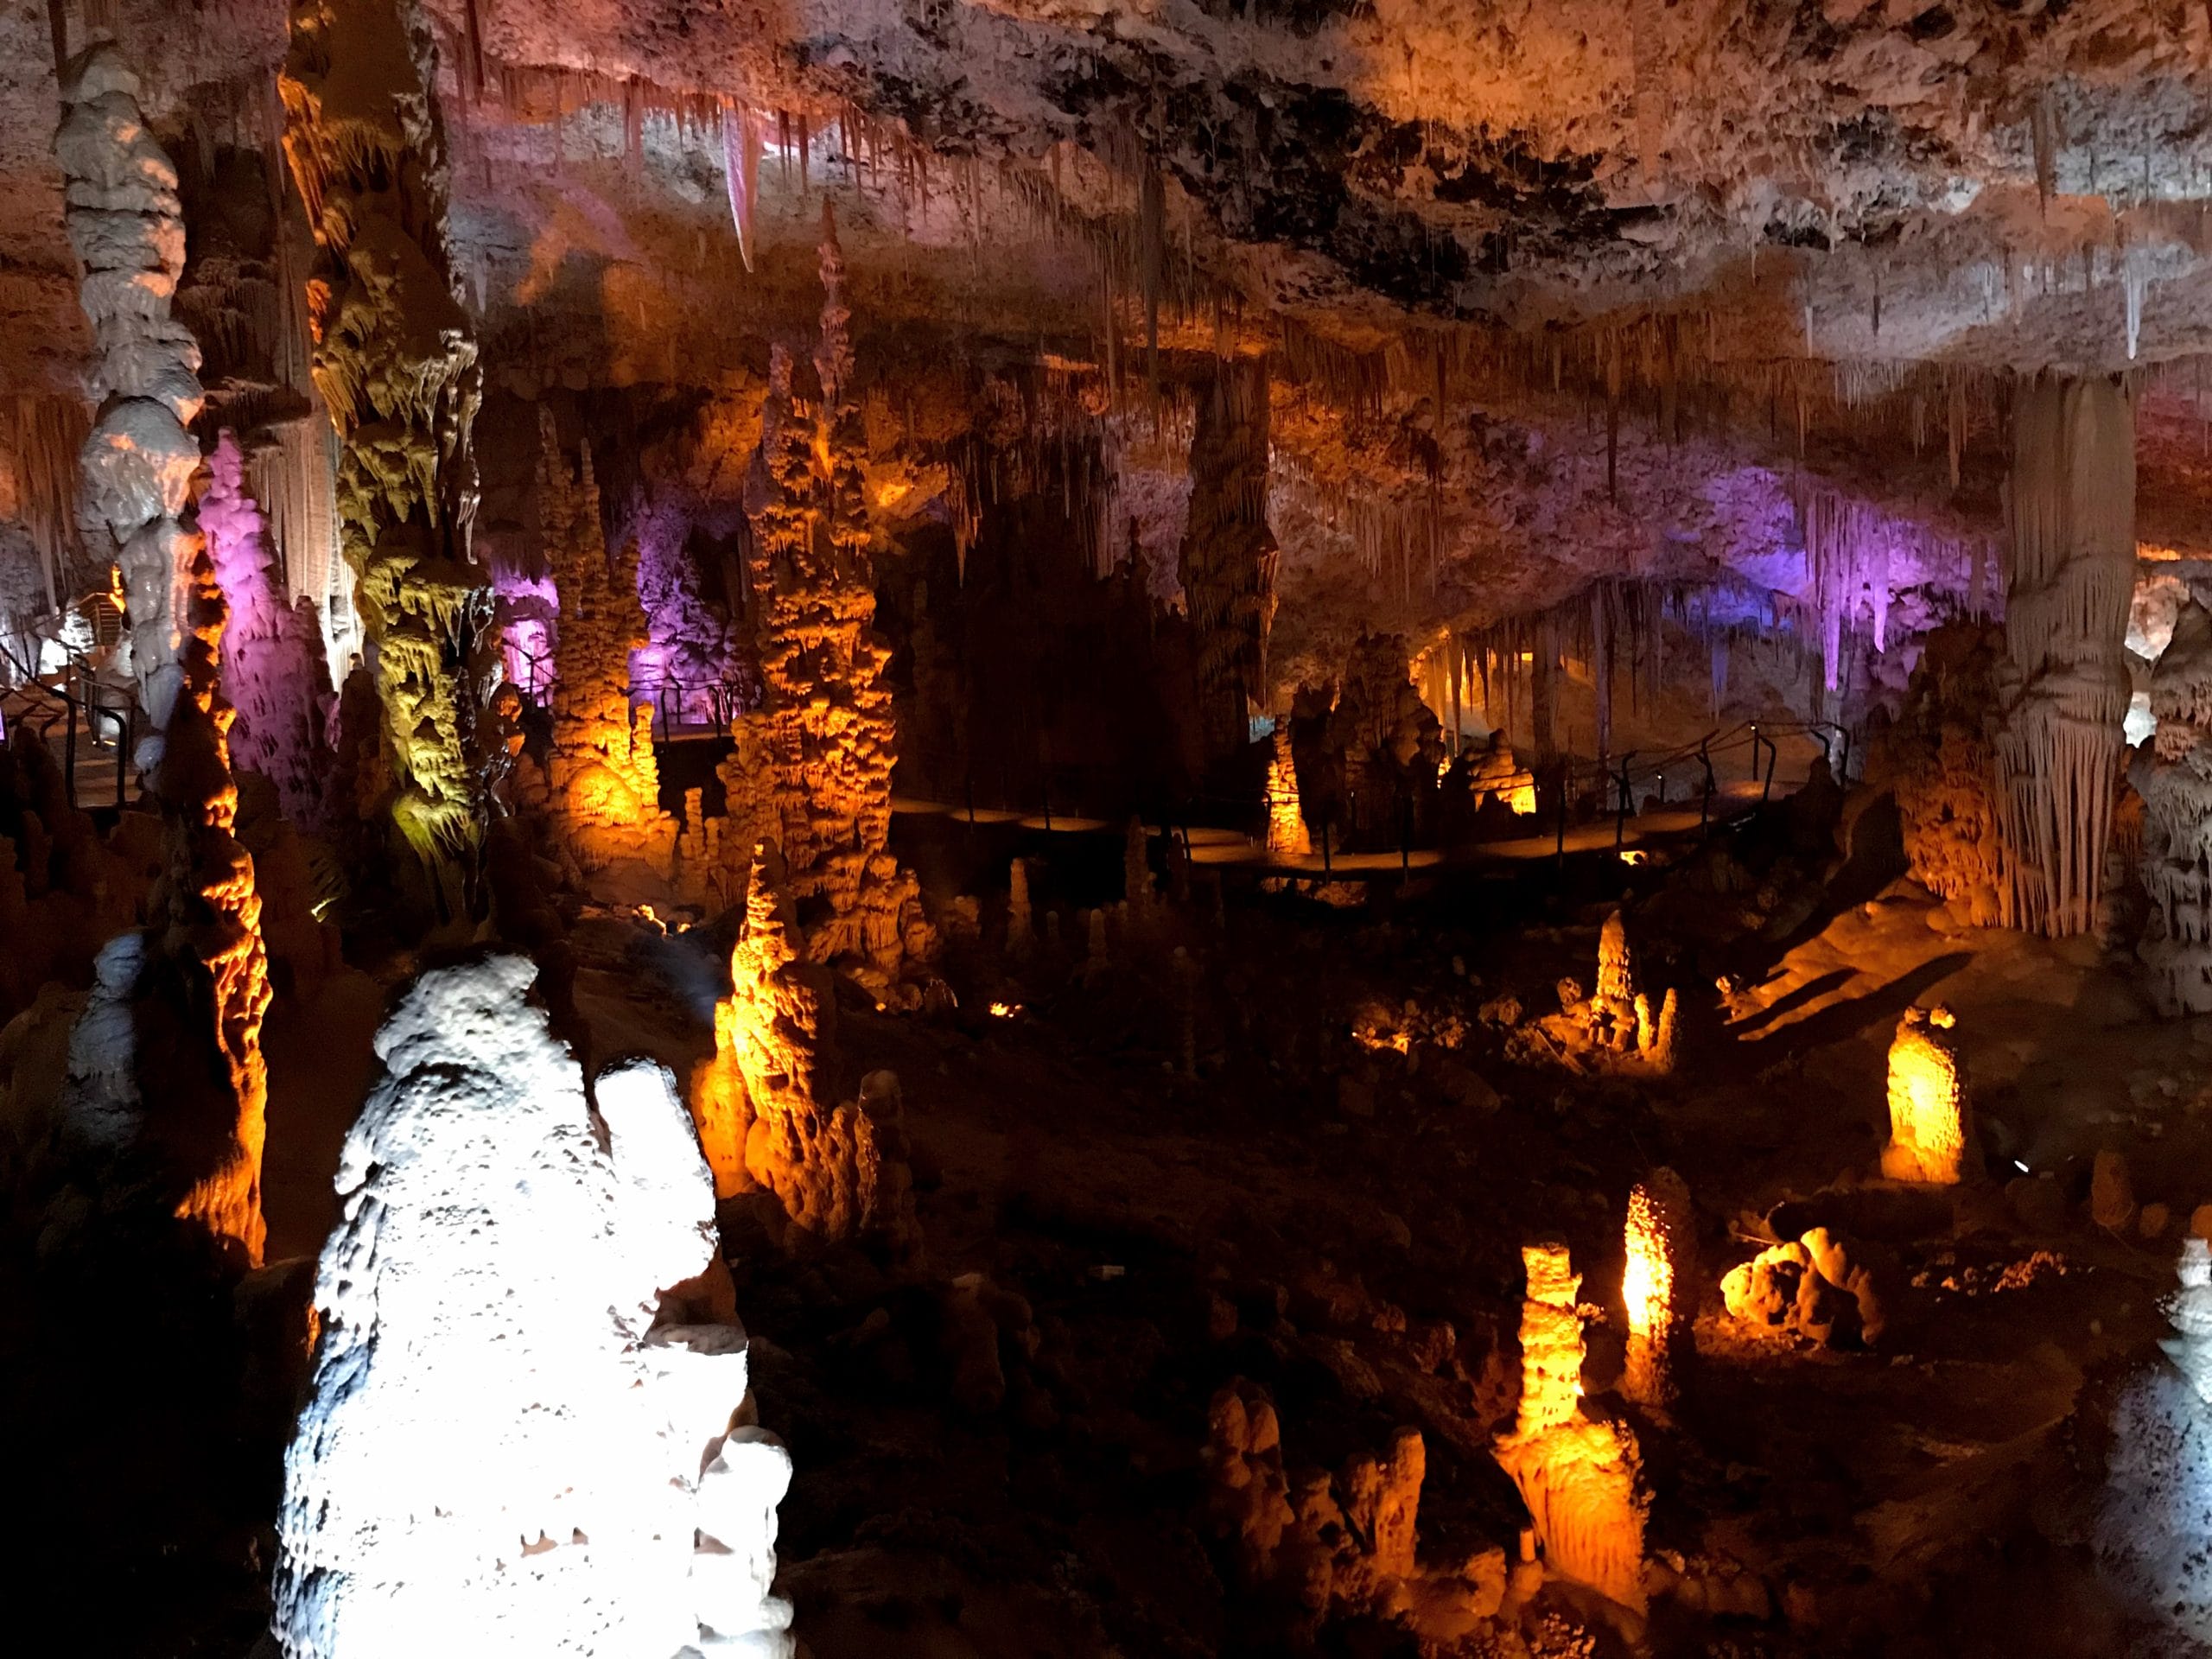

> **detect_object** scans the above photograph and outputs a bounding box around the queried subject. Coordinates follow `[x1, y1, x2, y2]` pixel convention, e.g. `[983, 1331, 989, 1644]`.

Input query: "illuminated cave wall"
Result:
[279, 0, 485, 891]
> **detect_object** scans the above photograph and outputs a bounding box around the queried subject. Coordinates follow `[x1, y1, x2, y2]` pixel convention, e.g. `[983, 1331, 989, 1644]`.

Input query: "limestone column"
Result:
[279, 0, 486, 902]
[56, 42, 204, 773]
[1177, 354, 1278, 768]
[1993, 373, 2134, 937]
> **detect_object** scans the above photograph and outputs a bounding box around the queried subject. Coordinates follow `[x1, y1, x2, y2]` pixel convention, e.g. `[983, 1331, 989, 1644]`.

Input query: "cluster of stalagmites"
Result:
[2133, 598, 2212, 1014]
[200, 432, 333, 831]
[57, 41, 204, 772]
[281, 0, 484, 894]
[721, 209, 928, 995]
[1203, 1380, 1506, 1642]
[537, 412, 675, 875]
[274, 956, 794, 1658]
[1536, 911, 1676, 1072]
[690, 846, 919, 1261]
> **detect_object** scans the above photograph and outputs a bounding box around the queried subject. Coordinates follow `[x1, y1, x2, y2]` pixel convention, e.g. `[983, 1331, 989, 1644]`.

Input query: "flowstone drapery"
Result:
[723, 207, 928, 993]
[2133, 599, 2212, 1014]
[272, 957, 794, 1658]
[280, 0, 485, 894]
[1993, 374, 2135, 938]
[537, 411, 673, 874]
[200, 432, 332, 830]
[57, 41, 204, 772]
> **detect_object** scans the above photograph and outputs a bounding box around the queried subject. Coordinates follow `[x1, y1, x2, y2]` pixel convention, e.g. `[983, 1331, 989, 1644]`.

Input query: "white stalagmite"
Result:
[56, 41, 205, 773]
[273, 956, 795, 1659]
[1993, 374, 2135, 938]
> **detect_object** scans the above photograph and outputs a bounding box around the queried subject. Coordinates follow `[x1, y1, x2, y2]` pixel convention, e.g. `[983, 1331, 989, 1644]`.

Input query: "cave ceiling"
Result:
[10, 0, 2212, 645]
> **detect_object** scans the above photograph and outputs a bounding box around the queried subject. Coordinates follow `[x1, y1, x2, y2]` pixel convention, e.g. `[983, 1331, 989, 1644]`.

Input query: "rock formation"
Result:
[690, 848, 919, 1260]
[1203, 1377, 1503, 1641]
[1621, 1169, 1694, 1409]
[1721, 1227, 1885, 1348]
[1881, 1005, 1974, 1185]
[537, 410, 675, 874]
[272, 957, 794, 1658]
[1264, 723, 1310, 855]
[1179, 355, 1278, 769]
[47, 522, 271, 1271]
[724, 208, 927, 992]
[1492, 1243, 1649, 1613]
[2133, 599, 2212, 1014]
[200, 432, 332, 830]
[280, 0, 486, 901]
[1874, 621, 2006, 925]
[1536, 911, 1675, 1073]
[57, 41, 204, 773]
[1006, 856, 1035, 962]
[1992, 374, 2135, 938]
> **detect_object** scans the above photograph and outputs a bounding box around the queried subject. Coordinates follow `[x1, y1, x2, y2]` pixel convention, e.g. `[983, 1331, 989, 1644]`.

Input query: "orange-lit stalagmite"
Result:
[722, 207, 929, 995]
[1492, 1243, 1649, 1612]
[280, 0, 485, 903]
[1264, 723, 1310, 856]
[1621, 1169, 1694, 1408]
[690, 845, 918, 1258]
[537, 410, 675, 875]
[1882, 1005, 1974, 1185]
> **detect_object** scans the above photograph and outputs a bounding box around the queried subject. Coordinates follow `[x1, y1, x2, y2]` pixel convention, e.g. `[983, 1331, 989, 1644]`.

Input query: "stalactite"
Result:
[1, 396, 92, 609]
[1178, 355, 1276, 766]
[57, 41, 205, 773]
[200, 431, 332, 830]
[1993, 374, 2135, 938]
[719, 98, 758, 274]
[281, 0, 486, 906]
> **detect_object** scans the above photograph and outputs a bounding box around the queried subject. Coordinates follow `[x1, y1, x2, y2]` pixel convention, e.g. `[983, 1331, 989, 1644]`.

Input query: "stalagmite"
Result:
[1992, 374, 2135, 938]
[1178, 355, 1278, 767]
[2133, 600, 2212, 1014]
[200, 432, 331, 830]
[1622, 1170, 1693, 1408]
[57, 41, 204, 772]
[1123, 817, 1155, 920]
[1492, 1243, 1649, 1611]
[724, 207, 929, 993]
[281, 0, 486, 902]
[1881, 1006, 1974, 1184]
[1874, 622, 2006, 925]
[1265, 723, 1311, 855]
[272, 957, 795, 1658]
[1006, 856, 1035, 962]
[537, 411, 674, 874]
[690, 848, 919, 1257]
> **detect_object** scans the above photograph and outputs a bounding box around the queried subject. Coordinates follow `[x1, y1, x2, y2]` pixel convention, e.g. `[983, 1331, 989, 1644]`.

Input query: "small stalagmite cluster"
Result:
[1491, 1243, 1649, 1613]
[56, 41, 203, 772]
[2133, 599, 2212, 1014]
[723, 210, 927, 993]
[273, 957, 794, 1658]
[1881, 1004, 1974, 1185]
[279, 0, 485, 895]
[690, 847, 919, 1260]
[200, 432, 332, 830]
[536, 411, 674, 874]
[1541, 911, 1676, 1072]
